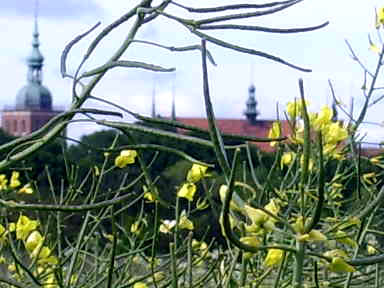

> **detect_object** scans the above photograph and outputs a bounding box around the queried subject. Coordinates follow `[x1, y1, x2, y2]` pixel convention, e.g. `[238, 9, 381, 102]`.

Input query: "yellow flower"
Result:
[377, 7, 384, 28]
[263, 248, 284, 267]
[44, 271, 58, 287]
[159, 220, 176, 234]
[16, 215, 39, 241]
[313, 106, 333, 131]
[323, 123, 348, 144]
[178, 210, 194, 230]
[32, 246, 58, 265]
[243, 203, 276, 235]
[8, 222, 15, 232]
[280, 152, 295, 169]
[143, 192, 156, 202]
[292, 216, 308, 234]
[268, 121, 281, 147]
[0, 174, 8, 190]
[133, 282, 148, 288]
[18, 183, 33, 194]
[328, 257, 355, 273]
[264, 198, 280, 216]
[367, 244, 378, 255]
[142, 185, 156, 202]
[297, 230, 327, 242]
[287, 99, 308, 119]
[240, 235, 260, 248]
[114, 150, 137, 168]
[186, 164, 208, 183]
[153, 271, 166, 282]
[131, 221, 141, 234]
[362, 172, 377, 185]
[177, 183, 197, 201]
[10, 171, 21, 189]
[25, 230, 44, 253]
[8, 263, 16, 272]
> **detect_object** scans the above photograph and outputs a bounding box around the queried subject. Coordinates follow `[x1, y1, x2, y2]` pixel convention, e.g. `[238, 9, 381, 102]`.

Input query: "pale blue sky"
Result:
[0, 0, 383, 145]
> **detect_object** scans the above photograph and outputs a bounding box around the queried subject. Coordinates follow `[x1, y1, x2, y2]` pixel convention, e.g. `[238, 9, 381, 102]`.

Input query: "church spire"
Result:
[171, 75, 176, 121]
[27, 0, 44, 84]
[151, 80, 156, 118]
[244, 84, 259, 124]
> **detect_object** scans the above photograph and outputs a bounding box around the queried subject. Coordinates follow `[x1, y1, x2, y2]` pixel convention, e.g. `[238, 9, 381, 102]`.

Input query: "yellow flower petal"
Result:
[313, 106, 333, 131]
[268, 121, 281, 147]
[159, 220, 176, 234]
[16, 215, 39, 241]
[263, 248, 284, 267]
[18, 183, 33, 194]
[186, 164, 208, 183]
[177, 183, 196, 201]
[25, 230, 44, 253]
[10, 171, 21, 189]
[178, 210, 194, 230]
[240, 236, 260, 248]
[367, 244, 378, 255]
[133, 282, 148, 288]
[114, 150, 137, 168]
[281, 152, 295, 169]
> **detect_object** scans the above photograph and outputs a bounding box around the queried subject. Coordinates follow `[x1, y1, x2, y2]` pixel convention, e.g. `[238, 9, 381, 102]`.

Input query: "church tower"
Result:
[2, 10, 61, 136]
[244, 84, 259, 124]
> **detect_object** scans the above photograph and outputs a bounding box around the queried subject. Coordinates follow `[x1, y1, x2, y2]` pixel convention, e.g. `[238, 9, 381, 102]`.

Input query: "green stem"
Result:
[293, 241, 305, 288]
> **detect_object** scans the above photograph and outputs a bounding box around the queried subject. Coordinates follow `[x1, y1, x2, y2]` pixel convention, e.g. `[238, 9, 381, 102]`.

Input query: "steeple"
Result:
[15, 0, 52, 111]
[27, 1, 44, 84]
[151, 81, 156, 118]
[171, 76, 176, 121]
[244, 84, 259, 124]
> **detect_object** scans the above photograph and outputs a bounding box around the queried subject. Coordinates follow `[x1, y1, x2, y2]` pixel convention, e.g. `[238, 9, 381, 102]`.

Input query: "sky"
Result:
[0, 0, 384, 145]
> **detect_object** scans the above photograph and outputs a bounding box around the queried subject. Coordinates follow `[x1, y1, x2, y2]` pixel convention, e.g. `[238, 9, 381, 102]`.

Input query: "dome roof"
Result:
[16, 82, 52, 110]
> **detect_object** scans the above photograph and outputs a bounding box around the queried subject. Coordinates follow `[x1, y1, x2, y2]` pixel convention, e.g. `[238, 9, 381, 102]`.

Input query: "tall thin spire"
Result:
[27, 0, 44, 84]
[151, 80, 156, 118]
[171, 74, 176, 121]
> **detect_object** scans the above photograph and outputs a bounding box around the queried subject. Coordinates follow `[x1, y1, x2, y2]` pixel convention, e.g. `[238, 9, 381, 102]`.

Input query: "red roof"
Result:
[175, 117, 291, 152]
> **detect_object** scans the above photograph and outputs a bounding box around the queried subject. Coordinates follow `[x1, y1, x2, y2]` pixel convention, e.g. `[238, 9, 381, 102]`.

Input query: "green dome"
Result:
[16, 82, 52, 110]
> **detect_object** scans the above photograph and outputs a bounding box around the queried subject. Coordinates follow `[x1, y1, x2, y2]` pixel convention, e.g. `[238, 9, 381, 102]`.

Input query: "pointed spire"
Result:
[27, 0, 44, 84]
[244, 83, 259, 124]
[151, 80, 156, 118]
[171, 75, 176, 121]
